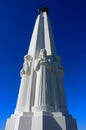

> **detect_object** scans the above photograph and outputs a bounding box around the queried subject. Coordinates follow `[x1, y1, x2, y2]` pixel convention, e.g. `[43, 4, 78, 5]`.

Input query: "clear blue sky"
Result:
[0, 0, 86, 130]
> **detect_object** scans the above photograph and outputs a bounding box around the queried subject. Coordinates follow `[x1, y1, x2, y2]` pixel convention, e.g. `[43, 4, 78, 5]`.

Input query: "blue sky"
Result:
[0, 0, 86, 130]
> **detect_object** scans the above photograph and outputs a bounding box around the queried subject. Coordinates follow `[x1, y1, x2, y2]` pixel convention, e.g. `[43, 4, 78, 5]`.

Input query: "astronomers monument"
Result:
[5, 7, 78, 130]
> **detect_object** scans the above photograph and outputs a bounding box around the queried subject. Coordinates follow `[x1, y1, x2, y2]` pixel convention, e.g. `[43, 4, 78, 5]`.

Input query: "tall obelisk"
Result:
[5, 7, 78, 130]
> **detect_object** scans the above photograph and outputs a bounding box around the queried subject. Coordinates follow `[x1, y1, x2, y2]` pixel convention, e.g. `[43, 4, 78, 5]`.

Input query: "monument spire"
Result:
[5, 7, 78, 130]
[28, 7, 57, 59]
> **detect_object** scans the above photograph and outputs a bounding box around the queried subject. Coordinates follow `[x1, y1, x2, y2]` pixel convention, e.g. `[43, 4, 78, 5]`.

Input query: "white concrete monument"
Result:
[5, 7, 78, 130]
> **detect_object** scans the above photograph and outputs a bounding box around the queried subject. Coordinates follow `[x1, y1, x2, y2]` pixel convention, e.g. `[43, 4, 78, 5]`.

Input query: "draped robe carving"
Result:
[34, 49, 52, 107]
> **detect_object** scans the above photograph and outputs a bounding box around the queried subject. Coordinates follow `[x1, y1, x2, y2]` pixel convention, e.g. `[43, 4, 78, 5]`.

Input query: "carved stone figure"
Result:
[34, 49, 52, 106]
[20, 55, 32, 77]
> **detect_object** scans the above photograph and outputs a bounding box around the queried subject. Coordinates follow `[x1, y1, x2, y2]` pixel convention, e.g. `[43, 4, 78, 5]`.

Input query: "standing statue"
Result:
[34, 49, 52, 107]
[15, 54, 33, 114]
[20, 55, 32, 77]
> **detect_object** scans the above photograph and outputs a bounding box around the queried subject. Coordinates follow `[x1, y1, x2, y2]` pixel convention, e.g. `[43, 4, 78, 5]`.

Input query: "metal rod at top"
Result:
[38, 7, 48, 14]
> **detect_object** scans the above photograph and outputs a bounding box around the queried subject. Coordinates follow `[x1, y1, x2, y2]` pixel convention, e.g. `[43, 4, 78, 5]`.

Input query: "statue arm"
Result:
[40, 58, 52, 71]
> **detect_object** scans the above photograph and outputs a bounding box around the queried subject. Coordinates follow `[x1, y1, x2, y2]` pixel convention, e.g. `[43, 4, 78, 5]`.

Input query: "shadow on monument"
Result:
[43, 115, 62, 130]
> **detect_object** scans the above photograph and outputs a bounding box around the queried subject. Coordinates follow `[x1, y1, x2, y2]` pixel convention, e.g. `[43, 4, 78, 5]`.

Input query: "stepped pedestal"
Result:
[5, 111, 77, 130]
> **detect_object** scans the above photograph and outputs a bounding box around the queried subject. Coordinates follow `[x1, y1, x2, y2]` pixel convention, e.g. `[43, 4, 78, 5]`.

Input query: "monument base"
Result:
[5, 111, 77, 130]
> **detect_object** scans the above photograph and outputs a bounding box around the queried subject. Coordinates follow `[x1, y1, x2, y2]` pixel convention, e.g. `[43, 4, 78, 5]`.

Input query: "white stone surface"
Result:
[5, 8, 78, 130]
[28, 12, 57, 59]
[5, 112, 77, 130]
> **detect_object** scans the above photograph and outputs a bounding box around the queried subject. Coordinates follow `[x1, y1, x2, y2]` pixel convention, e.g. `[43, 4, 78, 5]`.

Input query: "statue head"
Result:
[24, 55, 33, 61]
[40, 49, 47, 57]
